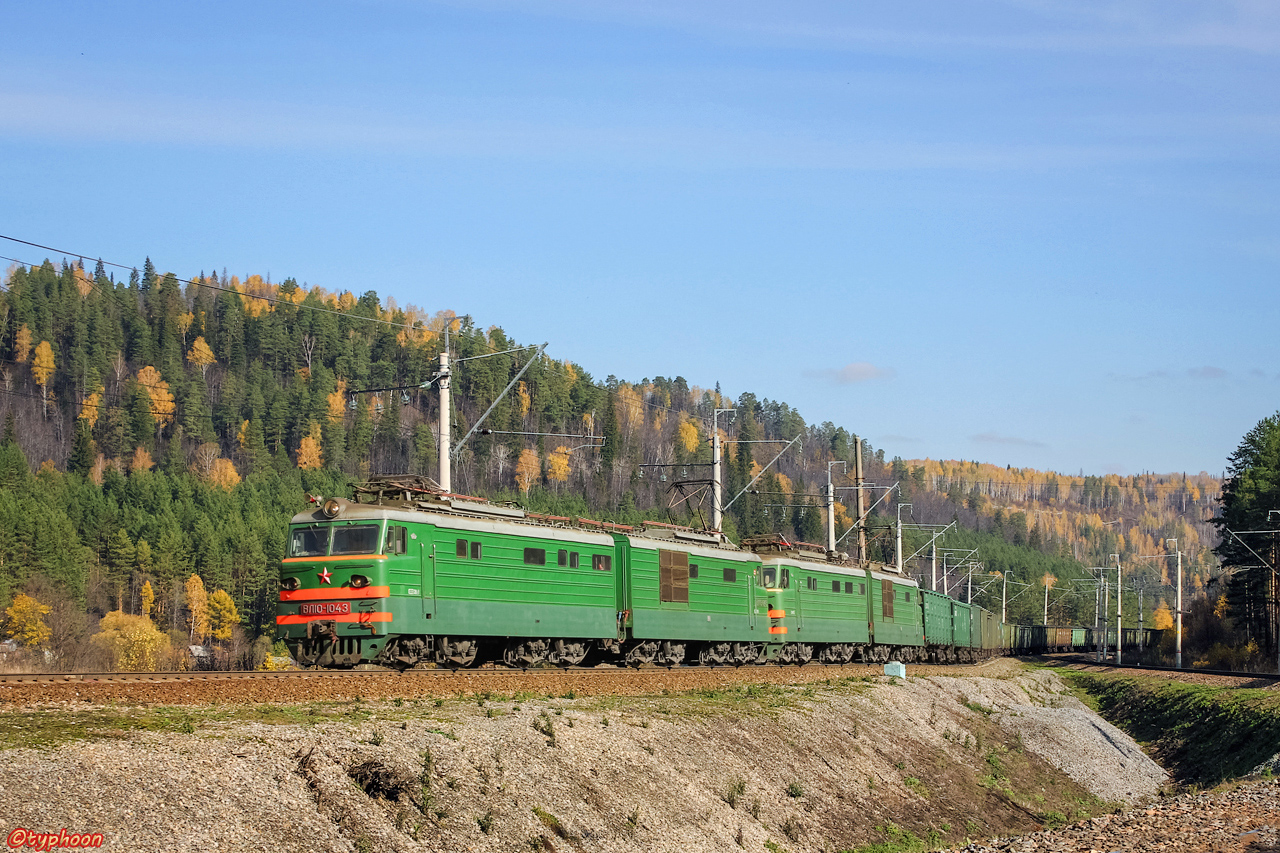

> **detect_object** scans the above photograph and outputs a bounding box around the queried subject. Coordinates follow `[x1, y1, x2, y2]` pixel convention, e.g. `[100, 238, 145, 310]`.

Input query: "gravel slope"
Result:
[0, 665, 1170, 852]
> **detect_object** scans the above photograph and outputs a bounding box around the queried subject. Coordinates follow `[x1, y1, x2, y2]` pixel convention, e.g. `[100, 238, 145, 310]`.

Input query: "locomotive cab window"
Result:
[386, 526, 407, 555]
[806, 577, 817, 591]
[524, 548, 546, 566]
[290, 524, 329, 557]
[593, 554, 611, 572]
[780, 568, 791, 589]
[331, 524, 379, 556]
[761, 567, 777, 587]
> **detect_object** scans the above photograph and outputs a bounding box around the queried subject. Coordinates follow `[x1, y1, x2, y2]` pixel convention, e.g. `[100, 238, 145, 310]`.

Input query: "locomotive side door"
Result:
[419, 540, 437, 618]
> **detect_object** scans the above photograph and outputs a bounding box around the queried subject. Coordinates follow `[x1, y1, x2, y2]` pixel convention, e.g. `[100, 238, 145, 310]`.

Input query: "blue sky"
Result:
[2, 1, 1278, 476]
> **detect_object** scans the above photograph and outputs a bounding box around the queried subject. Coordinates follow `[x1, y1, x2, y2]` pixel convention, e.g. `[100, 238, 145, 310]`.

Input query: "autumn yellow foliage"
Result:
[208, 589, 241, 642]
[547, 446, 571, 484]
[677, 418, 700, 454]
[297, 422, 324, 469]
[1153, 601, 1174, 630]
[14, 324, 31, 363]
[136, 366, 175, 431]
[4, 594, 51, 647]
[187, 336, 216, 377]
[210, 458, 241, 490]
[32, 341, 55, 387]
[186, 574, 209, 644]
[91, 611, 170, 671]
[515, 448, 540, 493]
[79, 389, 103, 428]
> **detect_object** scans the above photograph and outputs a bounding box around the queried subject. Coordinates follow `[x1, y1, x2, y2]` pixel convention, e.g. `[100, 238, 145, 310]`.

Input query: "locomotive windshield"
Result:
[332, 524, 380, 555]
[290, 524, 328, 557]
[287, 523, 382, 557]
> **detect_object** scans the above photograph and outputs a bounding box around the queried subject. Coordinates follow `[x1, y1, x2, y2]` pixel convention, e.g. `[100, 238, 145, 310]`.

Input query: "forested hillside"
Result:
[0, 258, 1221, 667]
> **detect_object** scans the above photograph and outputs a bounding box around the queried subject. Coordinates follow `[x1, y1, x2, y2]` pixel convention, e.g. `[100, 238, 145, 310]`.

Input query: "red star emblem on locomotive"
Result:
[317, 568, 333, 585]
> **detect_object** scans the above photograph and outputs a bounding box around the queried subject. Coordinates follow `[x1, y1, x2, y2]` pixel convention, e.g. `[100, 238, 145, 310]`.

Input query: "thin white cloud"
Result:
[0, 87, 1211, 171]
[1110, 366, 1237, 382]
[804, 362, 896, 385]
[444, 0, 1280, 54]
[971, 431, 1047, 448]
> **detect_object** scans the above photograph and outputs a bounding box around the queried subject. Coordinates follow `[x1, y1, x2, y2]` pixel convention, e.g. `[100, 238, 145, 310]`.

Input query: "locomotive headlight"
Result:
[322, 498, 342, 518]
[280, 576, 301, 591]
[349, 575, 370, 589]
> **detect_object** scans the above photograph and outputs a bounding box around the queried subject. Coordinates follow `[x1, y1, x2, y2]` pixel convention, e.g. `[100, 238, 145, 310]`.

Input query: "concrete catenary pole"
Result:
[711, 424, 722, 532]
[1095, 576, 1102, 663]
[1168, 539, 1182, 669]
[854, 436, 867, 561]
[711, 407, 732, 533]
[825, 478, 836, 554]
[931, 541, 938, 592]
[1114, 554, 1123, 665]
[437, 331, 452, 494]
[1002, 571, 1007, 623]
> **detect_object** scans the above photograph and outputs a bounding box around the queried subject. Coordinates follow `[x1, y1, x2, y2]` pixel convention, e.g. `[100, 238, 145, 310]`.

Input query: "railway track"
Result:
[0, 660, 929, 684]
[0, 658, 1014, 705]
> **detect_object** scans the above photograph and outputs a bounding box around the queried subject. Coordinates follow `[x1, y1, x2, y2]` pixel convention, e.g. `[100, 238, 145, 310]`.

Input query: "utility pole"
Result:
[437, 326, 452, 494]
[1002, 571, 1007, 623]
[711, 408, 732, 532]
[854, 436, 867, 561]
[1113, 553, 1123, 665]
[896, 503, 911, 574]
[1102, 574, 1110, 661]
[1138, 584, 1144, 654]
[1167, 539, 1182, 669]
[1095, 577, 1102, 663]
[931, 541, 938, 592]
[826, 461, 845, 554]
[1044, 580, 1049, 626]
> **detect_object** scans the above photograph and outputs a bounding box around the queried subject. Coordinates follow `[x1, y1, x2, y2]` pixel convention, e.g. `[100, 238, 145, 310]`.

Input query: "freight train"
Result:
[276, 478, 1159, 669]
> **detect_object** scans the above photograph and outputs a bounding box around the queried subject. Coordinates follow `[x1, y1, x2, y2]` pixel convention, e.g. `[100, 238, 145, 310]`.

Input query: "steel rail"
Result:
[0, 658, 1002, 685]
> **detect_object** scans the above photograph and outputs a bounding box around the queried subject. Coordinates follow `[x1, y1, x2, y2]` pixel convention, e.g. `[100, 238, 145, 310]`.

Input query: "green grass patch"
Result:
[0, 702, 376, 750]
[1064, 672, 1280, 786]
[842, 822, 944, 853]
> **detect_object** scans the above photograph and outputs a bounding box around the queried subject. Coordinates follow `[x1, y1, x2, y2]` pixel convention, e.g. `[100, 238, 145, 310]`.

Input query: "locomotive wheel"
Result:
[548, 639, 590, 667]
[503, 639, 549, 667]
[436, 636, 481, 668]
[658, 641, 686, 667]
[624, 640, 659, 666]
[698, 643, 731, 666]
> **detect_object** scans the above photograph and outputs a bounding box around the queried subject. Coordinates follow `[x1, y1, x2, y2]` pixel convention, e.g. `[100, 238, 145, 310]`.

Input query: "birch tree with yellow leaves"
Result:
[32, 340, 54, 416]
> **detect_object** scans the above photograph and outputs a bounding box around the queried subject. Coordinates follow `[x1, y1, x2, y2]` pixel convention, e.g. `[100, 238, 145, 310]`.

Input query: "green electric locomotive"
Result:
[276, 481, 1002, 668]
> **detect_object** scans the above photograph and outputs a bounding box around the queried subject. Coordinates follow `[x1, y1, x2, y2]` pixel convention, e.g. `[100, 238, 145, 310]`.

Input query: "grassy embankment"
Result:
[1063, 671, 1280, 787]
